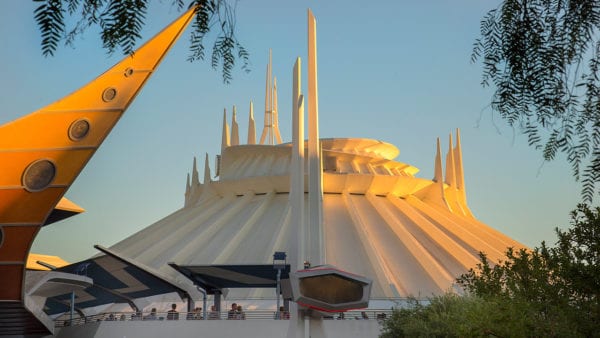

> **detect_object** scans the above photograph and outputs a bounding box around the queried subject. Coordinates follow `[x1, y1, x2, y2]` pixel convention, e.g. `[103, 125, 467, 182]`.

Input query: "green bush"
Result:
[381, 204, 600, 337]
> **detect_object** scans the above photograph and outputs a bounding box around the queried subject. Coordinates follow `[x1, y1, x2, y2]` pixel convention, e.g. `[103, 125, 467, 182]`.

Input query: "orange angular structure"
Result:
[0, 7, 196, 335]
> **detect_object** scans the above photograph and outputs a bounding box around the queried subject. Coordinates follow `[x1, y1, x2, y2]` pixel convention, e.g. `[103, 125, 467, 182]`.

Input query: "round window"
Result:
[22, 159, 56, 192]
[68, 119, 90, 141]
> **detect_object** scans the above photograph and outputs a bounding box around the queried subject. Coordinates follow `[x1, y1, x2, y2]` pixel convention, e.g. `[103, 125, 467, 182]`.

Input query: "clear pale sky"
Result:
[1, 1, 580, 262]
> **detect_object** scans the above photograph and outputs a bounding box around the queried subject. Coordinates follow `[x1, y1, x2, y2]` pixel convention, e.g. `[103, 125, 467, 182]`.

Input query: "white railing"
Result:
[54, 309, 393, 327]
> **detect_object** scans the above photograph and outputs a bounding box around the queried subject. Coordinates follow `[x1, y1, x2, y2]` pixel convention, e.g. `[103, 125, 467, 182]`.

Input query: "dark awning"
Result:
[169, 263, 290, 294]
[44, 253, 187, 315]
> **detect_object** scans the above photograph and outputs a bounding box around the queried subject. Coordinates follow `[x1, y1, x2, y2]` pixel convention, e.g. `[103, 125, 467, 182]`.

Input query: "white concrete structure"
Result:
[111, 132, 523, 301]
[108, 7, 525, 302]
[32, 7, 526, 338]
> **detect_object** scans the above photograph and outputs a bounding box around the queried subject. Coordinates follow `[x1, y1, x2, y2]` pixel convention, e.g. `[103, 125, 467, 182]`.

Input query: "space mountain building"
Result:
[0, 5, 526, 337]
[108, 23, 523, 305]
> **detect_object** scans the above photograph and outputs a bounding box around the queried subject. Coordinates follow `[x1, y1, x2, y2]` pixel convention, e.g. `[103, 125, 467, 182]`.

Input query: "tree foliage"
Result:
[33, 0, 249, 83]
[473, 0, 600, 201]
[381, 204, 600, 337]
[379, 294, 575, 338]
[457, 203, 600, 337]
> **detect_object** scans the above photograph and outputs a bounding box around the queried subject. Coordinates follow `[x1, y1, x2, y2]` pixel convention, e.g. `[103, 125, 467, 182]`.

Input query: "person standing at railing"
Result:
[187, 307, 203, 320]
[167, 303, 179, 320]
[208, 305, 219, 320]
[236, 305, 245, 320]
[144, 308, 157, 320]
[227, 303, 237, 320]
[275, 306, 289, 320]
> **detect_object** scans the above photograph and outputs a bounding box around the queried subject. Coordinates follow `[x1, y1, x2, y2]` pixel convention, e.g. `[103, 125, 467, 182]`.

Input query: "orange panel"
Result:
[0, 265, 24, 300]
[0, 188, 65, 223]
[0, 226, 39, 261]
[0, 149, 94, 186]
[0, 110, 121, 149]
[0, 6, 197, 307]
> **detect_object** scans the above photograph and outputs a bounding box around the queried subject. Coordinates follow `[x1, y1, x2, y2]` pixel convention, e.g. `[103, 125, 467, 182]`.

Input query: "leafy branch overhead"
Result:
[473, 0, 600, 201]
[33, 0, 249, 83]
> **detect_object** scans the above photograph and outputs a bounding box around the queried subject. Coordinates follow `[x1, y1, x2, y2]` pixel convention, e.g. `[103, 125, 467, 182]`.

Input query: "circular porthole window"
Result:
[124, 67, 134, 77]
[102, 87, 117, 102]
[68, 119, 90, 141]
[22, 159, 56, 192]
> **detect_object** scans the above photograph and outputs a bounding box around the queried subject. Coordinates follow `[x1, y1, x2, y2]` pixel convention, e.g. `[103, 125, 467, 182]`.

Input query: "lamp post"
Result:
[273, 251, 287, 319]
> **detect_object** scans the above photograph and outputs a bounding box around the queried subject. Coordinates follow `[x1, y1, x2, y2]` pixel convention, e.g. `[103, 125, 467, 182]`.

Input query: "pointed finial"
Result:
[454, 128, 465, 191]
[260, 50, 275, 145]
[191, 156, 200, 186]
[184, 172, 191, 207]
[247, 101, 256, 144]
[453, 128, 474, 217]
[231, 105, 239, 146]
[445, 133, 456, 187]
[434, 138, 443, 183]
[185, 173, 191, 194]
[221, 108, 230, 154]
[204, 152, 211, 184]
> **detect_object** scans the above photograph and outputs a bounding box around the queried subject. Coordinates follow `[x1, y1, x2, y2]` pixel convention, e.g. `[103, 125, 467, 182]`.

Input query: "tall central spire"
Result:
[307, 9, 324, 265]
[259, 49, 283, 145]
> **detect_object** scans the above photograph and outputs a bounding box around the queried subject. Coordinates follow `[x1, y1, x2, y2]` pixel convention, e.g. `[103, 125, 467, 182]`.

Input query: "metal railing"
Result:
[55, 309, 393, 328]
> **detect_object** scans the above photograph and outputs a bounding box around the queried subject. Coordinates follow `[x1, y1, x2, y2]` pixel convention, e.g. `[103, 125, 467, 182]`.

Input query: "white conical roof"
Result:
[110, 136, 524, 300]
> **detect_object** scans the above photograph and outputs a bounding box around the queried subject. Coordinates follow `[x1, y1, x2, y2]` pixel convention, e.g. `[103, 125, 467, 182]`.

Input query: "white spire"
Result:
[184, 172, 191, 207]
[433, 138, 443, 183]
[307, 9, 324, 265]
[419, 137, 451, 211]
[273, 77, 283, 144]
[221, 108, 230, 154]
[454, 129, 465, 191]
[290, 57, 305, 273]
[231, 105, 240, 146]
[259, 49, 282, 145]
[247, 101, 256, 145]
[203, 152, 211, 184]
[185, 173, 191, 195]
[191, 156, 200, 187]
[259, 51, 272, 145]
[445, 133, 456, 187]
[453, 128, 474, 218]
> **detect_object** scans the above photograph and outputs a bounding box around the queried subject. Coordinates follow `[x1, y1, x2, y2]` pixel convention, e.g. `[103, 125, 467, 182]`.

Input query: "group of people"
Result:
[100, 305, 376, 323]
[186, 307, 203, 320]
[227, 303, 246, 320]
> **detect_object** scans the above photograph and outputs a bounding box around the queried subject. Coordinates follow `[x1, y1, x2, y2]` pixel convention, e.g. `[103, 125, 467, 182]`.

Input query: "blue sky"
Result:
[1, 1, 580, 262]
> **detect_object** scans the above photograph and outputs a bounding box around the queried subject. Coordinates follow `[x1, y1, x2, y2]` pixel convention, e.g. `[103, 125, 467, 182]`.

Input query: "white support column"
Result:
[287, 59, 306, 338]
[290, 57, 305, 273]
[307, 9, 323, 265]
